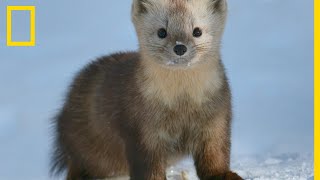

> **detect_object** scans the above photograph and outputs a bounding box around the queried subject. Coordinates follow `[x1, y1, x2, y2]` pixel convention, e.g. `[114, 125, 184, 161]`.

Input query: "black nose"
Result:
[174, 45, 187, 56]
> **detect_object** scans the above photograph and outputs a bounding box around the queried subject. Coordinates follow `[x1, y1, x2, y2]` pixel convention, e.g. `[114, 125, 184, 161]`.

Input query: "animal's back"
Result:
[51, 52, 140, 178]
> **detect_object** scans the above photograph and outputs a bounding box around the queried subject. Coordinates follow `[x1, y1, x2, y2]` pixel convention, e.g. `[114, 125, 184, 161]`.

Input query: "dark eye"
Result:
[158, 28, 167, 39]
[193, 27, 202, 38]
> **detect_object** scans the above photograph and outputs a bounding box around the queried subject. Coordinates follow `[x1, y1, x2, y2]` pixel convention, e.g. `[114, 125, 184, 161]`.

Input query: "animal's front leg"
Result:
[194, 139, 243, 180]
[193, 113, 243, 180]
[125, 139, 167, 180]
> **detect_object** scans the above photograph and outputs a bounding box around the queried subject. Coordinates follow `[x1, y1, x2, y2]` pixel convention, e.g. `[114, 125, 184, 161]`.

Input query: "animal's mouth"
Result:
[166, 58, 191, 66]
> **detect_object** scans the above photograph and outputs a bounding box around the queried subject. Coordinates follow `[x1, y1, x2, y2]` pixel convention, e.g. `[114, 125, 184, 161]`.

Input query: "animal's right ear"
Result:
[209, 0, 227, 13]
[132, 0, 151, 16]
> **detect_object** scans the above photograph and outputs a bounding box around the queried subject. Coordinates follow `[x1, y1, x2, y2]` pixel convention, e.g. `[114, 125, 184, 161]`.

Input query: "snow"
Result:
[0, 0, 313, 179]
[231, 154, 314, 180]
[104, 154, 314, 180]
[166, 154, 314, 180]
[176, 41, 183, 45]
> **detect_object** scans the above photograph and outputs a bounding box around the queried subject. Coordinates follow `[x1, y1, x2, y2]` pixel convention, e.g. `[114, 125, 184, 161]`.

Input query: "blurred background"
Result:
[0, 0, 314, 179]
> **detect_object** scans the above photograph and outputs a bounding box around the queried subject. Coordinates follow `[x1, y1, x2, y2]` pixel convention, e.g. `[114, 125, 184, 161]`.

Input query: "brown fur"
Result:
[51, 0, 243, 179]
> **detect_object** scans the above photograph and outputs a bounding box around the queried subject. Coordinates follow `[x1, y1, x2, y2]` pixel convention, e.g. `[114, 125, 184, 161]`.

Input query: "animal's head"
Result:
[132, 0, 227, 68]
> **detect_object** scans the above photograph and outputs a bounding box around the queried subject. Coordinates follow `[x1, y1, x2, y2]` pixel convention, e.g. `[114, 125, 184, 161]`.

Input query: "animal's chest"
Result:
[144, 101, 213, 152]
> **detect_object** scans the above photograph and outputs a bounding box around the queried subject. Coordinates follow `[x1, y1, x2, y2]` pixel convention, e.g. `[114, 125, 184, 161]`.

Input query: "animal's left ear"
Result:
[210, 0, 227, 13]
[132, 0, 151, 17]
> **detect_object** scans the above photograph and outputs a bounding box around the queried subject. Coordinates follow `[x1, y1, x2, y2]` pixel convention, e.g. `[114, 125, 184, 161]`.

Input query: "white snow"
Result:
[167, 61, 176, 65]
[176, 41, 183, 45]
[166, 154, 314, 180]
[105, 154, 315, 180]
[264, 158, 282, 165]
[231, 154, 314, 180]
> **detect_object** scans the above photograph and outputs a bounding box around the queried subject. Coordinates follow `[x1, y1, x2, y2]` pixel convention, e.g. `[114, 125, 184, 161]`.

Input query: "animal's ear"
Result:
[210, 0, 227, 13]
[132, 0, 151, 16]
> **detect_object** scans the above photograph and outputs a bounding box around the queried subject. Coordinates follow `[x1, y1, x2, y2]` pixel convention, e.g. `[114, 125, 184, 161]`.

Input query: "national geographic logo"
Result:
[6, 6, 36, 47]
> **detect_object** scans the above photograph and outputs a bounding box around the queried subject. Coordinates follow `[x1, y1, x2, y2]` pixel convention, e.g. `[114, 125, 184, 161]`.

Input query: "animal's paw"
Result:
[224, 171, 243, 180]
[206, 171, 243, 180]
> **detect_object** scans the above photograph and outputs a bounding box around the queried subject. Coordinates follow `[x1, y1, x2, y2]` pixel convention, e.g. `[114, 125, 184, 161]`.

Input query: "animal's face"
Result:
[132, 0, 227, 68]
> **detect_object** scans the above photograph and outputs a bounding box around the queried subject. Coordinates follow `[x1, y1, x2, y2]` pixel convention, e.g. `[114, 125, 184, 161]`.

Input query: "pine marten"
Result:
[51, 0, 243, 179]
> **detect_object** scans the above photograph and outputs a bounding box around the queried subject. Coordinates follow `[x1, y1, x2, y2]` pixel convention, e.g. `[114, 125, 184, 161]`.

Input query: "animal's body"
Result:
[51, 0, 243, 179]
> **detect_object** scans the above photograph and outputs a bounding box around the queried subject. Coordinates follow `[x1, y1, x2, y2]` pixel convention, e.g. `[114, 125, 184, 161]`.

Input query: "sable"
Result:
[51, 0, 243, 179]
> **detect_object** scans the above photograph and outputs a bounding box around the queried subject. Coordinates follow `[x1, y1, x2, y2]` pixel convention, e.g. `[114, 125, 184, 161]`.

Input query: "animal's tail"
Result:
[50, 142, 67, 177]
[49, 112, 68, 177]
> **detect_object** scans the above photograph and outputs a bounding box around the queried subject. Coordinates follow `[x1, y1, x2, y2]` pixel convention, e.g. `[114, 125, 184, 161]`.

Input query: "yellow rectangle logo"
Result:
[7, 6, 36, 47]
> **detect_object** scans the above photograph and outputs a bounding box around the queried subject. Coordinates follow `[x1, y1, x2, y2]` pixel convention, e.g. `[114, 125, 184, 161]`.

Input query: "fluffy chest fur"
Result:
[130, 58, 226, 153]
[138, 58, 223, 107]
[130, 92, 226, 154]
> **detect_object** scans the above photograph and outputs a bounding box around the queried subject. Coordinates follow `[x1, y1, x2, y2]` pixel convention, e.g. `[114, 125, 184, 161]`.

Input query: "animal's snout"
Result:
[174, 45, 187, 56]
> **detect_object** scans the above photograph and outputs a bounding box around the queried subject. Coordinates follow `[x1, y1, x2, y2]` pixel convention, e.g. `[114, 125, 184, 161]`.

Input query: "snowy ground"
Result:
[102, 154, 314, 180]
[166, 154, 314, 180]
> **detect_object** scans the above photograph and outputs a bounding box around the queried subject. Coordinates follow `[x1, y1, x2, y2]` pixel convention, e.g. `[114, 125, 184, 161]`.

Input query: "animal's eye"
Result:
[158, 28, 167, 39]
[193, 27, 202, 38]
